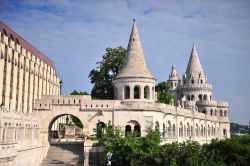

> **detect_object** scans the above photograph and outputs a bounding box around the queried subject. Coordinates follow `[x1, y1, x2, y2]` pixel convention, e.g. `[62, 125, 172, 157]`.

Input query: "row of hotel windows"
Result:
[0, 52, 58, 83]
[0, 41, 56, 75]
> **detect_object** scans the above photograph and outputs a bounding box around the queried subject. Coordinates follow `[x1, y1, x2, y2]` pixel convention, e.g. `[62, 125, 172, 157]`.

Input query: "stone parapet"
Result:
[217, 101, 229, 108]
[178, 84, 212, 91]
[196, 100, 217, 107]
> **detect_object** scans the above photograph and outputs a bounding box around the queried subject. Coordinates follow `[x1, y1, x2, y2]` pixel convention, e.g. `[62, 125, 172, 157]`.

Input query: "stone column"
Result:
[130, 85, 134, 99]
[140, 86, 144, 99]
[17, 127, 25, 146]
[6, 127, 15, 142]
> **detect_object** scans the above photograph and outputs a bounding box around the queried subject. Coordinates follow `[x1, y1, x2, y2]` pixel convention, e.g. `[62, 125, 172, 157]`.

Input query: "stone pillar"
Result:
[17, 127, 25, 146]
[140, 86, 144, 99]
[6, 127, 15, 142]
[130, 85, 134, 99]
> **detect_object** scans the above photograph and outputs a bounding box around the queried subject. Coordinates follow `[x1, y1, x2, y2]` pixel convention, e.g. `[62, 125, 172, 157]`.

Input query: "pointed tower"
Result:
[167, 63, 180, 98]
[179, 44, 213, 110]
[184, 44, 206, 85]
[114, 19, 156, 102]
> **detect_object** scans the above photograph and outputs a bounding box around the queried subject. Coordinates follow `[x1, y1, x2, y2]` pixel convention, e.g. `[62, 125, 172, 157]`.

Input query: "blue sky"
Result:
[0, 0, 249, 125]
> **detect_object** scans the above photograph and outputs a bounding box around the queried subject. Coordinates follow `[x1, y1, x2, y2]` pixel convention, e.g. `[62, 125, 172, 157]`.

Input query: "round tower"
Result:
[167, 63, 180, 98]
[114, 19, 156, 102]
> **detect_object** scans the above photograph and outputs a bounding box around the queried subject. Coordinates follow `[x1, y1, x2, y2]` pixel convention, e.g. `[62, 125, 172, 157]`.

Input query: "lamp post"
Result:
[59, 79, 63, 95]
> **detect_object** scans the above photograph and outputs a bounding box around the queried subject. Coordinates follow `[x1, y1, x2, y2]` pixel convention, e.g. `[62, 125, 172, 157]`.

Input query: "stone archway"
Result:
[48, 114, 84, 143]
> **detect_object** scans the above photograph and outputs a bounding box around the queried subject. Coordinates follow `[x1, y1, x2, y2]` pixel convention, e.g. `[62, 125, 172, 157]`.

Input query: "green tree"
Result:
[155, 81, 176, 104]
[70, 90, 89, 95]
[88, 122, 161, 166]
[88, 47, 126, 99]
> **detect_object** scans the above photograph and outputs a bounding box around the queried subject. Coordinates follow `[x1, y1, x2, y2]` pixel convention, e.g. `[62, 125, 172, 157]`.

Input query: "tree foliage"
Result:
[155, 81, 176, 104]
[70, 90, 89, 95]
[88, 47, 126, 99]
[88, 123, 250, 166]
[88, 122, 161, 166]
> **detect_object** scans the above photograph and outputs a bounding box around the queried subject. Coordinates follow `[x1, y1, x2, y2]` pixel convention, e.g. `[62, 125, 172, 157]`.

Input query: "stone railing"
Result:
[196, 100, 217, 107]
[178, 84, 212, 91]
[0, 142, 18, 161]
[217, 101, 229, 108]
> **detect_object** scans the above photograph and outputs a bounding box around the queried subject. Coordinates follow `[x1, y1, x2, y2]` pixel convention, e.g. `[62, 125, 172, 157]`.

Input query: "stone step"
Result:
[41, 143, 84, 166]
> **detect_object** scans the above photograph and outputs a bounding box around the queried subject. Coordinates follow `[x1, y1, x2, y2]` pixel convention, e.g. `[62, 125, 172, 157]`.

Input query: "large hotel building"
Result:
[0, 22, 60, 113]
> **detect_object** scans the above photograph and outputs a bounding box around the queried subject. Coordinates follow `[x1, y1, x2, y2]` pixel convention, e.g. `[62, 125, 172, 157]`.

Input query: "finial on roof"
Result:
[133, 18, 136, 22]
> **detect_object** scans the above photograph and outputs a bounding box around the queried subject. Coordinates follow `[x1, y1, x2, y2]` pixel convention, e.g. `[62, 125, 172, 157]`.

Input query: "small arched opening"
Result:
[199, 94, 202, 101]
[126, 120, 141, 137]
[155, 121, 160, 131]
[134, 86, 140, 99]
[97, 121, 106, 138]
[144, 86, 150, 99]
[223, 129, 227, 137]
[203, 95, 207, 101]
[125, 125, 132, 136]
[124, 86, 130, 99]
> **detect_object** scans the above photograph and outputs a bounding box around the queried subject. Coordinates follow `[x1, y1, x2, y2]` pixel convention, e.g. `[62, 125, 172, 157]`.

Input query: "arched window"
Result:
[168, 121, 171, 138]
[172, 124, 176, 137]
[97, 122, 106, 138]
[203, 95, 207, 101]
[144, 86, 150, 99]
[196, 124, 198, 137]
[223, 129, 227, 137]
[224, 111, 227, 117]
[125, 125, 132, 136]
[187, 95, 191, 101]
[124, 86, 130, 99]
[220, 110, 223, 117]
[199, 94, 202, 101]
[191, 95, 195, 101]
[210, 109, 213, 116]
[171, 82, 173, 88]
[179, 122, 183, 137]
[208, 125, 210, 137]
[163, 123, 166, 138]
[201, 124, 204, 137]
[191, 79, 194, 84]
[134, 86, 140, 99]
[200, 79, 203, 84]
[187, 123, 190, 137]
[155, 121, 160, 131]
[202, 109, 206, 114]
[134, 125, 141, 137]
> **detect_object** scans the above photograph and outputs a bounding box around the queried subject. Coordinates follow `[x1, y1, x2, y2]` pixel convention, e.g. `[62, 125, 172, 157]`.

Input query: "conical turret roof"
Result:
[169, 63, 179, 81]
[116, 19, 154, 79]
[186, 44, 204, 75]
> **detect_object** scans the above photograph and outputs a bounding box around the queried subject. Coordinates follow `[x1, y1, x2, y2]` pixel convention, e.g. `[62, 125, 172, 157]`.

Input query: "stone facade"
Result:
[0, 22, 60, 113]
[36, 21, 230, 164]
[0, 20, 230, 165]
[0, 22, 60, 166]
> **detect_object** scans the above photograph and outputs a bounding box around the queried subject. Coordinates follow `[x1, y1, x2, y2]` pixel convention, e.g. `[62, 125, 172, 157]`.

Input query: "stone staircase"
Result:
[41, 142, 84, 166]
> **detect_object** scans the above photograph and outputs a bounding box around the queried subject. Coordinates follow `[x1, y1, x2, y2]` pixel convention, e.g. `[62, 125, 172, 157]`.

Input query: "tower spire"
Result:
[116, 19, 154, 79]
[186, 44, 204, 75]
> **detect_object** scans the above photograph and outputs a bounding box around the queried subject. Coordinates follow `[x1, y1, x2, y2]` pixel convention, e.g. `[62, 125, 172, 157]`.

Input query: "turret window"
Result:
[134, 86, 140, 99]
[191, 95, 195, 101]
[203, 95, 207, 101]
[220, 110, 223, 117]
[200, 79, 203, 84]
[124, 86, 130, 99]
[199, 94, 202, 101]
[144, 86, 150, 99]
[191, 79, 194, 84]
[224, 111, 227, 117]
